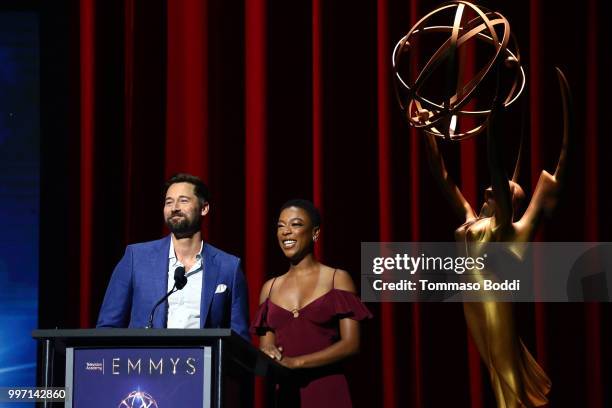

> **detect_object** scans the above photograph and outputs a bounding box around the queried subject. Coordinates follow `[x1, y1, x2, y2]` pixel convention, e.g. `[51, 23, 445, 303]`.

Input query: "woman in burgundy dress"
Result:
[251, 199, 372, 407]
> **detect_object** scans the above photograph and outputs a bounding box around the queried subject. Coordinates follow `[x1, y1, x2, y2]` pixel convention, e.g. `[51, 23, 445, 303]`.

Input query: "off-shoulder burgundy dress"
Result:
[251, 271, 372, 407]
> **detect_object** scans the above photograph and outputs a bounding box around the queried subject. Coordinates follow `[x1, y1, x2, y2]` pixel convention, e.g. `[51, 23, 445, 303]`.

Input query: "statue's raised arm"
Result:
[486, 103, 514, 231]
[424, 132, 476, 223]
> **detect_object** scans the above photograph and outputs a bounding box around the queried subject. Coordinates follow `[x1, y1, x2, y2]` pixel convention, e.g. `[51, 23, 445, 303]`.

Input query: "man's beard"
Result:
[165, 212, 202, 238]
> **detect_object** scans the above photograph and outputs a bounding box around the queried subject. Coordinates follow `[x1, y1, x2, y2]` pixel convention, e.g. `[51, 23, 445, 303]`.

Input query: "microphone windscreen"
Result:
[174, 266, 186, 279]
[174, 266, 187, 289]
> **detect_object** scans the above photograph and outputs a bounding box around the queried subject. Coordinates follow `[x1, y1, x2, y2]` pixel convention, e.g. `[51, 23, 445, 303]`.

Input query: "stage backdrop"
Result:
[36, 0, 610, 407]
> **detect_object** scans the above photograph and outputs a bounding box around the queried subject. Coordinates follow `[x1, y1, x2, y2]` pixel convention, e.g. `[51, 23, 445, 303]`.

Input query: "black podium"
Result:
[32, 329, 287, 408]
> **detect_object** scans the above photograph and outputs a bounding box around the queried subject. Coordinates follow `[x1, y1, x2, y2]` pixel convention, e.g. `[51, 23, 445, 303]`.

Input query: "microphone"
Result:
[146, 266, 187, 329]
[174, 266, 187, 289]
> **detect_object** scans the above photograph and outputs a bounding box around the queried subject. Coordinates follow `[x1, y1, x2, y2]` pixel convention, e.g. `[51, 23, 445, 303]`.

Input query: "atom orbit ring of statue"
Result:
[392, 0, 525, 141]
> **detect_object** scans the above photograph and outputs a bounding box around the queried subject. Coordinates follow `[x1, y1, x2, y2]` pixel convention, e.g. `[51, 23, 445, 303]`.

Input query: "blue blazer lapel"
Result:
[152, 235, 171, 328]
[200, 243, 219, 328]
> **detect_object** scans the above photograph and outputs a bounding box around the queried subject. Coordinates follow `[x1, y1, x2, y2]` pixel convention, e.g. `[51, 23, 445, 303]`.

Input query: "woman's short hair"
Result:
[279, 199, 321, 227]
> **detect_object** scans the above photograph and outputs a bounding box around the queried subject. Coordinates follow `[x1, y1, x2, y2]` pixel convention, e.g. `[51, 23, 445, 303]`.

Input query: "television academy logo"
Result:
[85, 361, 104, 373]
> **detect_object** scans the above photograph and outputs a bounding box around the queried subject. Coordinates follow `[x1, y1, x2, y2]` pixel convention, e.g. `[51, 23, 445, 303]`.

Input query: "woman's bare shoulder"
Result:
[320, 265, 356, 293]
[259, 274, 287, 303]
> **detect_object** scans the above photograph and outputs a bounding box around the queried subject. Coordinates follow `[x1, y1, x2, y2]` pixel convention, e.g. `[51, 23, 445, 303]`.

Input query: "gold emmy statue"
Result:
[393, 2, 573, 406]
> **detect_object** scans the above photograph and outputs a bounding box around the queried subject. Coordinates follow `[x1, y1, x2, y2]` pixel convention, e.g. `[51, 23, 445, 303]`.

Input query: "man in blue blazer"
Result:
[96, 174, 249, 339]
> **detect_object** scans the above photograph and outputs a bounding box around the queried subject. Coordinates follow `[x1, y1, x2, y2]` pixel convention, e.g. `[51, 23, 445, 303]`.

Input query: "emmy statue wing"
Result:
[519, 68, 573, 232]
[553, 67, 572, 184]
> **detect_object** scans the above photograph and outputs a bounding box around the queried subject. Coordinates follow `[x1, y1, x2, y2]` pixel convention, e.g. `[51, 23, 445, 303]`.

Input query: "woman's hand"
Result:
[278, 355, 304, 369]
[261, 343, 303, 369]
[260, 344, 283, 361]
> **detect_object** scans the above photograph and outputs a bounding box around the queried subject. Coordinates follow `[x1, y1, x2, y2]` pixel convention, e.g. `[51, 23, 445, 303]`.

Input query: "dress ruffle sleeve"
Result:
[332, 289, 373, 320]
[250, 300, 272, 335]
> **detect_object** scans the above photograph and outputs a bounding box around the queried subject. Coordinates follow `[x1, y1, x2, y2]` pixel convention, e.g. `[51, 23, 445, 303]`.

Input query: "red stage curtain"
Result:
[62, 0, 612, 406]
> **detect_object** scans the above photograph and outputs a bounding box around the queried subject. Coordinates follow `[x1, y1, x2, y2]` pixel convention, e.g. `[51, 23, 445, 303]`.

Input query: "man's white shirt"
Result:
[167, 239, 204, 328]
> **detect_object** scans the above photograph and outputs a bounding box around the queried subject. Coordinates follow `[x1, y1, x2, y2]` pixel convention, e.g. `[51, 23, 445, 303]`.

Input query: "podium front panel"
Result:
[64, 347, 212, 408]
